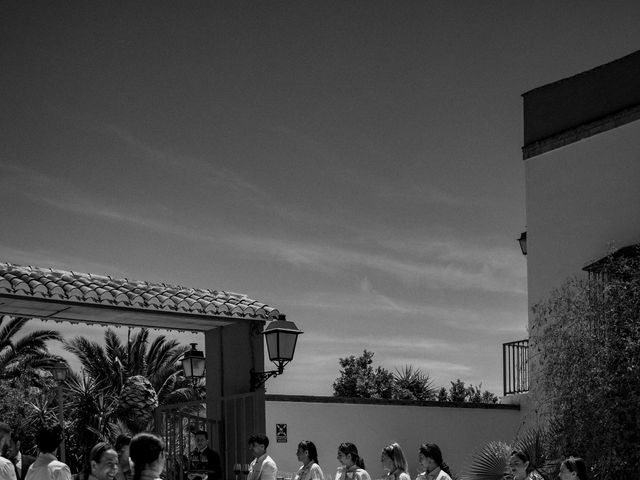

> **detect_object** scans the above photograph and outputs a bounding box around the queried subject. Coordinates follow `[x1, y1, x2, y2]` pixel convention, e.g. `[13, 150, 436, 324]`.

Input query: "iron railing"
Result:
[503, 339, 529, 396]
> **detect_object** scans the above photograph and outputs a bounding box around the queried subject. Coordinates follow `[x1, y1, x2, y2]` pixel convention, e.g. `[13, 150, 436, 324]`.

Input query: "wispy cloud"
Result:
[271, 125, 479, 208]
[227, 233, 526, 295]
[99, 124, 266, 196]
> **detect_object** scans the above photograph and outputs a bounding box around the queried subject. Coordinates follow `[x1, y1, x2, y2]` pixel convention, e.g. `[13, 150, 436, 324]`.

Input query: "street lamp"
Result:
[49, 361, 68, 463]
[181, 343, 206, 388]
[250, 315, 303, 391]
[518, 231, 527, 256]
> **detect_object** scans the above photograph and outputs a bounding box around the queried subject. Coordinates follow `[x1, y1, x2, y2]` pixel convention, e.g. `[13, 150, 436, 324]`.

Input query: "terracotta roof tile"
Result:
[0, 262, 279, 321]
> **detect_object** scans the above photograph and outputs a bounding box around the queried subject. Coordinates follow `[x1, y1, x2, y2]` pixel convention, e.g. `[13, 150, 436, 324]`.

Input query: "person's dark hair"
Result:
[84, 442, 114, 480]
[248, 433, 269, 449]
[194, 430, 208, 440]
[510, 450, 534, 474]
[419, 444, 451, 476]
[9, 429, 23, 445]
[338, 442, 365, 470]
[561, 457, 589, 480]
[298, 440, 319, 465]
[130, 433, 165, 480]
[114, 434, 132, 453]
[35, 424, 63, 454]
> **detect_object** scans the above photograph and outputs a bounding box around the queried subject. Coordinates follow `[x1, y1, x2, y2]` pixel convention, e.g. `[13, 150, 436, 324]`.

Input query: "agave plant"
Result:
[393, 365, 437, 401]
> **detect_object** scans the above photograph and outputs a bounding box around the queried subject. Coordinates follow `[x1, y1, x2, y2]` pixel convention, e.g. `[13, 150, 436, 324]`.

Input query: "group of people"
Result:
[245, 434, 590, 480]
[246, 435, 453, 480]
[1, 423, 590, 480]
[0, 424, 167, 480]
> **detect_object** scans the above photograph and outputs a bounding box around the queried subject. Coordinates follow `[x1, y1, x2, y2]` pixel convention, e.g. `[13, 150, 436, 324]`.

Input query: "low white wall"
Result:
[264, 396, 522, 478]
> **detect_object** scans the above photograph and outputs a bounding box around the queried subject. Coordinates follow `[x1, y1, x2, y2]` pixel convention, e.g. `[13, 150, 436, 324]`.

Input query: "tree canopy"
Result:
[332, 350, 497, 403]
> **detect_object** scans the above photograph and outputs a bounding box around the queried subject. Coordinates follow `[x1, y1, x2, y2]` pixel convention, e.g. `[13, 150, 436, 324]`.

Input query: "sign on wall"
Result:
[276, 423, 287, 443]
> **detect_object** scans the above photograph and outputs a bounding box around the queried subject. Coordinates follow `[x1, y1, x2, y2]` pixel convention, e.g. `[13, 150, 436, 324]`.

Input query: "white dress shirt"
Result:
[24, 453, 71, 480]
[248, 454, 277, 480]
[0, 456, 17, 480]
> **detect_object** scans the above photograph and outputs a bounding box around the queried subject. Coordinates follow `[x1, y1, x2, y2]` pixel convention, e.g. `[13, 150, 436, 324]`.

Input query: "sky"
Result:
[2, 1, 640, 397]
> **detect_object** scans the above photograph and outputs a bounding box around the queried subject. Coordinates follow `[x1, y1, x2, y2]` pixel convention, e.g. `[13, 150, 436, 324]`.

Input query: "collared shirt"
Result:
[248, 454, 277, 480]
[386, 470, 410, 480]
[0, 456, 17, 480]
[23, 453, 70, 480]
[421, 468, 451, 480]
[336, 466, 370, 480]
[294, 462, 324, 480]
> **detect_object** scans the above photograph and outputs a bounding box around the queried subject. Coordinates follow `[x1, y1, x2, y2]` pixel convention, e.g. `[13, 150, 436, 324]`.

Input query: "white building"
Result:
[514, 49, 640, 419]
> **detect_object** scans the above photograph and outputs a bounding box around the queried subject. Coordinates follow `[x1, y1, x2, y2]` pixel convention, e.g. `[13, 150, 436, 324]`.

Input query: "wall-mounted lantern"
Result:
[181, 343, 205, 388]
[518, 231, 527, 256]
[250, 315, 303, 391]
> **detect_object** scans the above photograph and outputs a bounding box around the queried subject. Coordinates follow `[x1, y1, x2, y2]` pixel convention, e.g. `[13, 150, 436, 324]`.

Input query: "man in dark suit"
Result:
[188, 430, 221, 480]
[6, 431, 35, 480]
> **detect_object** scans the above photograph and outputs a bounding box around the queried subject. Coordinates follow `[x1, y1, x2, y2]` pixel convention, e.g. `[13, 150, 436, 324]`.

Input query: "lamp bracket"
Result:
[250, 369, 279, 391]
[250, 361, 287, 391]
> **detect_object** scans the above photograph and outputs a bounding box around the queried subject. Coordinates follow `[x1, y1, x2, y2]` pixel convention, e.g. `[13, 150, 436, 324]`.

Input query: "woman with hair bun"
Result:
[129, 433, 166, 480]
[335, 443, 370, 480]
[417, 444, 452, 480]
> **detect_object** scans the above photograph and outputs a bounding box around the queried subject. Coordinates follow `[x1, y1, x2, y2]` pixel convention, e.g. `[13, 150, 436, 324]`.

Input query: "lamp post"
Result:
[181, 343, 206, 389]
[250, 315, 303, 391]
[518, 231, 527, 256]
[49, 361, 68, 463]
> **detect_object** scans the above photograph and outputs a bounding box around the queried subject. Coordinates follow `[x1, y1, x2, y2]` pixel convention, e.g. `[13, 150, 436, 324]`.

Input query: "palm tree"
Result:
[0, 315, 64, 383]
[64, 327, 197, 430]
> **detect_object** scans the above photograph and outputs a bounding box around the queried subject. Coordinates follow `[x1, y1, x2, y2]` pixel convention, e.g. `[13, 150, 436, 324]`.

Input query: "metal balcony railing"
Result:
[503, 339, 529, 396]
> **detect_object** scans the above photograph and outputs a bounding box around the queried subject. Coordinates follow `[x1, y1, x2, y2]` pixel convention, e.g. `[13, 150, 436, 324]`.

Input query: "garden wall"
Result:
[264, 395, 522, 478]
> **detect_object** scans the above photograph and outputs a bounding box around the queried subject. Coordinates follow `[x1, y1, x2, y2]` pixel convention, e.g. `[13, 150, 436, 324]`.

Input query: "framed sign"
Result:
[276, 423, 287, 443]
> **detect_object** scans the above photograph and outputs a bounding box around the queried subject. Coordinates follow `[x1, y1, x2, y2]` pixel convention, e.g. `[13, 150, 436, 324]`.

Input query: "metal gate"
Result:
[155, 401, 222, 480]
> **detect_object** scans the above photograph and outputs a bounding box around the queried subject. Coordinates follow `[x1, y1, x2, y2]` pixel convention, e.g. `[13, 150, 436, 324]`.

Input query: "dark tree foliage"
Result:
[533, 248, 640, 479]
[333, 350, 394, 399]
[448, 379, 498, 404]
[437, 386, 449, 402]
[333, 351, 497, 403]
[449, 379, 468, 402]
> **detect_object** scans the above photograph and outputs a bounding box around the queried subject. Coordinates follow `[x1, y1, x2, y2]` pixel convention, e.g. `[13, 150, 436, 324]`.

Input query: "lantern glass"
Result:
[263, 319, 302, 362]
[181, 344, 205, 379]
[51, 363, 68, 382]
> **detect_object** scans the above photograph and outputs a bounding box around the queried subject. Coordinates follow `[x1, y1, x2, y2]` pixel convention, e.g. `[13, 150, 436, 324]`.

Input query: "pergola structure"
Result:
[0, 261, 283, 476]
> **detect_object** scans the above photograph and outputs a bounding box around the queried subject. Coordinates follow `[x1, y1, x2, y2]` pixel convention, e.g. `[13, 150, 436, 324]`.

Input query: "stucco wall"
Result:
[524, 119, 640, 309]
[264, 396, 522, 478]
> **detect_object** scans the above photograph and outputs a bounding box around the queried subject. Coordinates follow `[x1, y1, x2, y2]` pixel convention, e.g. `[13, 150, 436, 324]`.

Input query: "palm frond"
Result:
[460, 441, 511, 480]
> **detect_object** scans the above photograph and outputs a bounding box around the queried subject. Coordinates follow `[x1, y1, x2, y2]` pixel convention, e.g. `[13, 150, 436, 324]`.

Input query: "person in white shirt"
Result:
[294, 441, 324, 480]
[24, 425, 71, 480]
[247, 434, 276, 480]
[335, 443, 370, 480]
[416, 444, 451, 480]
[0, 424, 17, 480]
[380, 443, 410, 480]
